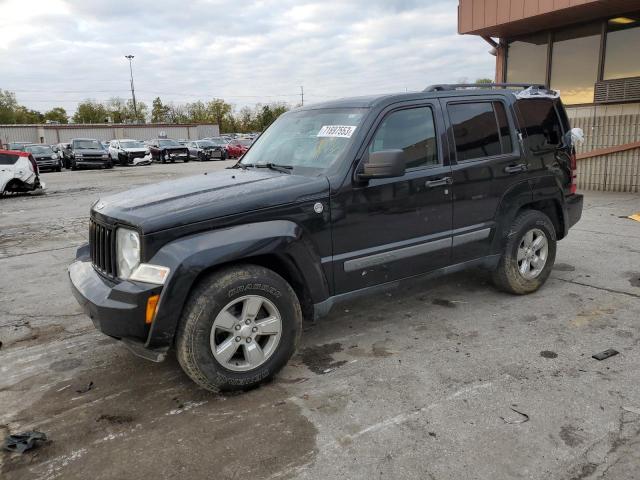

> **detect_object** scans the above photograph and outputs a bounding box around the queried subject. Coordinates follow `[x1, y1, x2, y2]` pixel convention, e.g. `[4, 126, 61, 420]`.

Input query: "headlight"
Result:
[51, 154, 58, 159]
[102, 154, 109, 159]
[116, 228, 140, 279]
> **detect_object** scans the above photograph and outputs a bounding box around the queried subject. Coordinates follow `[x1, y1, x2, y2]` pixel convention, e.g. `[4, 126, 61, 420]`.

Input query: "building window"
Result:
[604, 15, 640, 80]
[506, 32, 548, 85]
[550, 23, 601, 105]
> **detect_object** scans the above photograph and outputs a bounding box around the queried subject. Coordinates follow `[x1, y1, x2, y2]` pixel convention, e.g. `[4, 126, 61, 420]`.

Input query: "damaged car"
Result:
[24, 144, 62, 172]
[108, 139, 152, 166]
[186, 140, 226, 161]
[1, 149, 45, 195]
[69, 83, 583, 393]
[68, 138, 113, 170]
[147, 138, 190, 163]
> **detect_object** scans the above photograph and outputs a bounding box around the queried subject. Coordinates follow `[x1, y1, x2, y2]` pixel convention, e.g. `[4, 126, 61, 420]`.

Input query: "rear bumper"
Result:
[565, 193, 583, 231]
[68, 245, 163, 348]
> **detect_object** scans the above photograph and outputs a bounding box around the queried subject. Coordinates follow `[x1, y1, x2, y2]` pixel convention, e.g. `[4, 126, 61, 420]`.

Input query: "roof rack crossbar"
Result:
[423, 83, 547, 92]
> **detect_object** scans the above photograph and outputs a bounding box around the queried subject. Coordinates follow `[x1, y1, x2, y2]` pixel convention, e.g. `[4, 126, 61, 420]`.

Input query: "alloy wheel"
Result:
[516, 228, 548, 279]
[210, 295, 282, 372]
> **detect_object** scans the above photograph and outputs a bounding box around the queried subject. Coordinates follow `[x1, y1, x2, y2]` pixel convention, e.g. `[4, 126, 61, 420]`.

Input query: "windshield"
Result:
[73, 139, 102, 149]
[159, 139, 180, 147]
[120, 141, 145, 149]
[208, 137, 229, 145]
[198, 141, 215, 147]
[26, 145, 53, 155]
[240, 108, 366, 171]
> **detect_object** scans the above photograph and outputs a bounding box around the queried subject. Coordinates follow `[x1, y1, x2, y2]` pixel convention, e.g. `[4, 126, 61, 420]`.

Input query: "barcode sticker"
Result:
[317, 125, 357, 138]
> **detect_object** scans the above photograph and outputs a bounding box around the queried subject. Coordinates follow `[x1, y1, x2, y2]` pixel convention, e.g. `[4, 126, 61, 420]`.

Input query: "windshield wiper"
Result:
[235, 163, 293, 174]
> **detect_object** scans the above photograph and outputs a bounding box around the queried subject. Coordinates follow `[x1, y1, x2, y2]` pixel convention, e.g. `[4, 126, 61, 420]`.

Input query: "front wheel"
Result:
[176, 265, 302, 392]
[492, 210, 557, 295]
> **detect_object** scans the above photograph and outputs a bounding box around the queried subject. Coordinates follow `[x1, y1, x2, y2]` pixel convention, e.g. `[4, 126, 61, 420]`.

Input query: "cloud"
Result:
[0, 0, 494, 114]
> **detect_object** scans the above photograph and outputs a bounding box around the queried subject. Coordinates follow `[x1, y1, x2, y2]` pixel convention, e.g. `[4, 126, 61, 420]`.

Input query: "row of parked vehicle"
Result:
[4, 135, 254, 172]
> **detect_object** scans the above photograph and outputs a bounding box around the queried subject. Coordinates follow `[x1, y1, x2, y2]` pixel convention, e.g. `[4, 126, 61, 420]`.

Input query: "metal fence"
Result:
[567, 107, 640, 193]
[0, 123, 219, 146]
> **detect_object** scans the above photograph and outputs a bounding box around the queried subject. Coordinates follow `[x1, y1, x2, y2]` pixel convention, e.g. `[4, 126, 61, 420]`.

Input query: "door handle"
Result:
[425, 176, 453, 188]
[504, 164, 528, 174]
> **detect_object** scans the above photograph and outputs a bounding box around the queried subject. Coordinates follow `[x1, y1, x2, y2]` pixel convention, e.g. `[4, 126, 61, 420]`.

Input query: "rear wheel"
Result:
[71, 159, 78, 171]
[492, 210, 557, 294]
[176, 265, 302, 392]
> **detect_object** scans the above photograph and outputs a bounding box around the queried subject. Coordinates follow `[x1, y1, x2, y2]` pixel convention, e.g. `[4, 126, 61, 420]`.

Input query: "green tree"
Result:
[475, 78, 493, 84]
[186, 101, 209, 123]
[0, 89, 19, 123]
[127, 99, 148, 123]
[44, 107, 68, 124]
[14, 106, 44, 123]
[206, 98, 233, 132]
[106, 97, 128, 123]
[72, 100, 108, 123]
[151, 97, 169, 123]
[166, 103, 189, 123]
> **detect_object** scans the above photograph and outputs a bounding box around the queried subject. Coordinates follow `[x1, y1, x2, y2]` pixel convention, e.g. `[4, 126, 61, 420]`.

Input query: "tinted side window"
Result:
[448, 101, 513, 162]
[369, 106, 438, 169]
[0, 153, 20, 165]
[516, 99, 564, 152]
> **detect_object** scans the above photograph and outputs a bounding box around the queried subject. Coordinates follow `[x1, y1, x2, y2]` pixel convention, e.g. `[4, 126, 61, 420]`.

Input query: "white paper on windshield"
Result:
[317, 125, 357, 138]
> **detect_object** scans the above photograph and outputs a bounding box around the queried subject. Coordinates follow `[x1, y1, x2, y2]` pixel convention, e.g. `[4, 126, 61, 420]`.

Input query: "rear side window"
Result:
[448, 101, 513, 162]
[516, 99, 564, 152]
[0, 153, 19, 165]
[369, 106, 439, 169]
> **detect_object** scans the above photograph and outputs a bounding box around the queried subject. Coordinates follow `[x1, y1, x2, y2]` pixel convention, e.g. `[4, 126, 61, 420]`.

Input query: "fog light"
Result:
[146, 294, 160, 324]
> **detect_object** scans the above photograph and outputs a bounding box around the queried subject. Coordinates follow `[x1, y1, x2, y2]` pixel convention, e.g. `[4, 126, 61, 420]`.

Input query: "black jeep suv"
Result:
[69, 84, 583, 392]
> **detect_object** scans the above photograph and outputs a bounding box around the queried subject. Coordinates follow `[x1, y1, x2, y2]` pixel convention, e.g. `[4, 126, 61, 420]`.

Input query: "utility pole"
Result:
[125, 55, 138, 122]
[300, 86, 304, 106]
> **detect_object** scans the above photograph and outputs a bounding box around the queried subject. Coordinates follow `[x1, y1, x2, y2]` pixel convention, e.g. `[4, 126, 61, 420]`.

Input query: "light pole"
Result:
[125, 55, 138, 122]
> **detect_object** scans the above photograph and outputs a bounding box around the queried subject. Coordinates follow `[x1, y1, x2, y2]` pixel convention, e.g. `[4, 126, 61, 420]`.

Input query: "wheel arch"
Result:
[144, 221, 329, 349]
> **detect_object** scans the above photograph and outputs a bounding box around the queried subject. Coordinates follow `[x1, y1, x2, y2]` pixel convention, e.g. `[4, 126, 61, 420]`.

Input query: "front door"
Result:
[330, 101, 453, 295]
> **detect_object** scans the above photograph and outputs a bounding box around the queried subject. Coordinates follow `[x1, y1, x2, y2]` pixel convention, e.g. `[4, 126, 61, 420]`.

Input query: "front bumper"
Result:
[68, 246, 164, 352]
[35, 158, 60, 169]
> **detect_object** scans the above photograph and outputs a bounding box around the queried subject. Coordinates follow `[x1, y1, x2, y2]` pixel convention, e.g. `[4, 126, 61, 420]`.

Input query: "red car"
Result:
[227, 139, 252, 158]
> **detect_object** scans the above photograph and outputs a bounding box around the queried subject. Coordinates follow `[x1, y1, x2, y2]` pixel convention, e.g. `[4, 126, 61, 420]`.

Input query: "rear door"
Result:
[441, 96, 527, 264]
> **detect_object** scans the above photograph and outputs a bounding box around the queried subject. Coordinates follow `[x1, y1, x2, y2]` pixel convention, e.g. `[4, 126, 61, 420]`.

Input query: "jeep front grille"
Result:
[89, 219, 117, 277]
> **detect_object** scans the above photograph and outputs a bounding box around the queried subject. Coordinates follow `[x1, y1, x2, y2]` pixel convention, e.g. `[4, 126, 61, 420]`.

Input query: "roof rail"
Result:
[423, 83, 547, 92]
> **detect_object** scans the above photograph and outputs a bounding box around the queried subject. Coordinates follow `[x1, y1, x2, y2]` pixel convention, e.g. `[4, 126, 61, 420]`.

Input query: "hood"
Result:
[94, 168, 330, 234]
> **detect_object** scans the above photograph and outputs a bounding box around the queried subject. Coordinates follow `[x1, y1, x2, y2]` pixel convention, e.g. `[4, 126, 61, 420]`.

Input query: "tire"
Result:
[492, 210, 557, 295]
[71, 159, 77, 171]
[56, 166, 62, 172]
[176, 264, 302, 392]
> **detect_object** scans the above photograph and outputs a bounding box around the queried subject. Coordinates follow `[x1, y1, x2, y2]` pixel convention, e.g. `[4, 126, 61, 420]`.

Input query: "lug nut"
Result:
[235, 325, 241, 331]
[252, 327, 258, 333]
[235, 336, 241, 342]
[246, 338, 251, 343]
[245, 319, 251, 325]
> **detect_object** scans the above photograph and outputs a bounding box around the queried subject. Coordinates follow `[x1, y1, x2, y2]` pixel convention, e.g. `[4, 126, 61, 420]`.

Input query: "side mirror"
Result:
[359, 149, 406, 180]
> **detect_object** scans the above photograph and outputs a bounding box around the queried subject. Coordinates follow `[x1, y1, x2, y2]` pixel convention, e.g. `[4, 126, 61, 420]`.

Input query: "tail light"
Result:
[569, 151, 577, 194]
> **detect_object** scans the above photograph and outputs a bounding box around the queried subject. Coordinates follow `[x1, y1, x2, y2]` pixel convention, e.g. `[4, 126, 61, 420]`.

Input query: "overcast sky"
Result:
[0, 0, 494, 114]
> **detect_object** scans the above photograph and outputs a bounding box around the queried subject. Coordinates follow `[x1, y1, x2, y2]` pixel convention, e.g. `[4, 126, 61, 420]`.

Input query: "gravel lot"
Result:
[1, 162, 639, 480]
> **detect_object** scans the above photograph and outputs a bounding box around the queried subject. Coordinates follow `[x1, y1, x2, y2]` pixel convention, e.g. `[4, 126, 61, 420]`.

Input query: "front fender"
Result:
[144, 220, 328, 349]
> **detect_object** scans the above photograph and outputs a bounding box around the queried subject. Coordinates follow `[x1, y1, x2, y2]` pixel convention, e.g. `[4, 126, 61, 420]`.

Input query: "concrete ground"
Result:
[1, 162, 639, 480]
